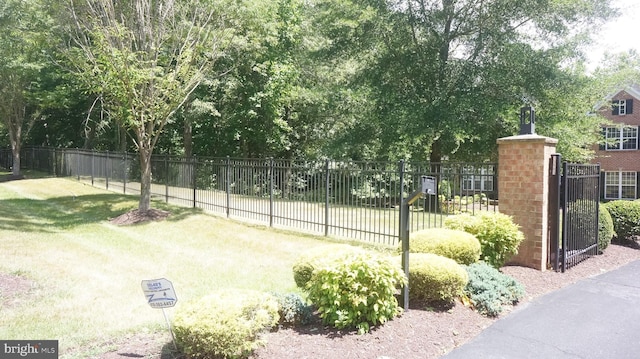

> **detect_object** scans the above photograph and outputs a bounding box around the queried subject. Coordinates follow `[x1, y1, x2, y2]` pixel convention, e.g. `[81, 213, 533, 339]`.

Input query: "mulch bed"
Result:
[4, 239, 640, 359]
[109, 209, 171, 225]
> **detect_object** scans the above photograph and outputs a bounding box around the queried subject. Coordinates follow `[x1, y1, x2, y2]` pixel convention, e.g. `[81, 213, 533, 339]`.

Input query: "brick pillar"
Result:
[497, 134, 558, 271]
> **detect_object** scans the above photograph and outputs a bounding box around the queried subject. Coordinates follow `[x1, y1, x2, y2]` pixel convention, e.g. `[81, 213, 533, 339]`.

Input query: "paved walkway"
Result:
[442, 260, 640, 359]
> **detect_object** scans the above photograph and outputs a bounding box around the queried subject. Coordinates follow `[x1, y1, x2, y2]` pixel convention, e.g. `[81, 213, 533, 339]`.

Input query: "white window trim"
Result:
[462, 167, 494, 192]
[604, 171, 637, 200]
[618, 99, 627, 115]
[604, 125, 638, 151]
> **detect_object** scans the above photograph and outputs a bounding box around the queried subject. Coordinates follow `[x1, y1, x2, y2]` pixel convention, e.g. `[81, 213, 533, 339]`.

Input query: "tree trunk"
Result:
[138, 147, 152, 212]
[11, 144, 20, 177]
[9, 120, 21, 177]
[184, 117, 193, 158]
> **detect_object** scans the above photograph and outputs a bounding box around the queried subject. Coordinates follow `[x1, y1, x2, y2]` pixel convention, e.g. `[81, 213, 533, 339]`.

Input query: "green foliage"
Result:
[598, 204, 615, 252]
[606, 200, 640, 241]
[408, 253, 468, 304]
[273, 292, 313, 327]
[304, 251, 406, 334]
[292, 244, 362, 288]
[407, 228, 481, 265]
[444, 212, 525, 268]
[173, 289, 280, 359]
[463, 262, 525, 317]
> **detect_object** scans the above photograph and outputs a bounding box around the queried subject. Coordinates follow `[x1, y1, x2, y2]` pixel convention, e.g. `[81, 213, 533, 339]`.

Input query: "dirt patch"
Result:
[0, 273, 33, 308]
[110, 209, 171, 225]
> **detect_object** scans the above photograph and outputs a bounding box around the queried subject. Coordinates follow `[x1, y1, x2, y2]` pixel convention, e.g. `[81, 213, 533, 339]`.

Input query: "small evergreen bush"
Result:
[173, 289, 279, 359]
[463, 262, 525, 317]
[408, 253, 468, 304]
[606, 200, 640, 241]
[598, 204, 615, 252]
[444, 212, 525, 268]
[292, 244, 362, 288]
[305, 251, 406, 334]
[273, 292, 313, 327]
[406, 228, 481, 265]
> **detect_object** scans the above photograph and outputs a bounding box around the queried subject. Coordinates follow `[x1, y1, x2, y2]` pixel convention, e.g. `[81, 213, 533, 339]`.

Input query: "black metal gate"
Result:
[549, 155, 600, 272]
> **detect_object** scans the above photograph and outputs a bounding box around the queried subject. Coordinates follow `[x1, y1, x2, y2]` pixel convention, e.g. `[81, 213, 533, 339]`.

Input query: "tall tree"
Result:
[312, 0, 616, 162]
[0, 0, 50, 176]
[62, 0, 238, 212]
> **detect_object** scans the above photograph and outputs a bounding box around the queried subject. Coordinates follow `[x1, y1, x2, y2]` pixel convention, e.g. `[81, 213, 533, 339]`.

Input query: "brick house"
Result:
[592, 85, 640, 200]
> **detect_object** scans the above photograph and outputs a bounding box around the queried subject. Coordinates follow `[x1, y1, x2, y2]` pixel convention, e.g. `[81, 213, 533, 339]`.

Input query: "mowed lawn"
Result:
[0, 177, 347, 356]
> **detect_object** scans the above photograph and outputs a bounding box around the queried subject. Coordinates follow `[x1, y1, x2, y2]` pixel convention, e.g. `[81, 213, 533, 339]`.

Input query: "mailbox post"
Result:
[399, 176, 436, 310]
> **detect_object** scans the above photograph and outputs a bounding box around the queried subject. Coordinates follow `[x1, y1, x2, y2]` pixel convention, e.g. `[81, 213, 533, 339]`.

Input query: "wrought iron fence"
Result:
[2, 147, 498, 246]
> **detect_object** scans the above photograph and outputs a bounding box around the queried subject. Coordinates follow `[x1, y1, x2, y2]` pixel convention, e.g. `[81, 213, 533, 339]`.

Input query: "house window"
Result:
[612, 99, 634, 115]
[604, 126, 638, 150]
[604, 171, 637, 200]
[618, 100, 627, 115]
[462, 166, 494, 191]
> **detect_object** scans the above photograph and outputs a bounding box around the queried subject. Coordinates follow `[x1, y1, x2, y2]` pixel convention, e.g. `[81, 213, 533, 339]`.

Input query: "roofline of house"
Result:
[593, 84, 640, 111]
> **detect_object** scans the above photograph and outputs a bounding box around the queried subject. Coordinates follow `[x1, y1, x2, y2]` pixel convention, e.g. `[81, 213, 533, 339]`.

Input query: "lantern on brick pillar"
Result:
[519, 106, 536, 135]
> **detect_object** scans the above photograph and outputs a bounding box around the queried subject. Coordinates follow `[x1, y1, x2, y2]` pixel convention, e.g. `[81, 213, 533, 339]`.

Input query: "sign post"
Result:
[399, 176, 437, 310]
[141, 278, 178, 349]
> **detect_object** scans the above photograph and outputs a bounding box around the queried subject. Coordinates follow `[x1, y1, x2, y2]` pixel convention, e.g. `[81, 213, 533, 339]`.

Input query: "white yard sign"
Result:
[141, 278, 178, 309]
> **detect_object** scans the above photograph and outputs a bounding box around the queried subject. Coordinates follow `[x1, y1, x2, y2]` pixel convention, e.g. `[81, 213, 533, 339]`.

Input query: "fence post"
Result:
[91, 150, 95, 186]
[324, 159, 330, 237]
[192, 155, 197, 208]
[123, 152, 128, 194]
[269, 158, 274, 227]
[106, 151, 110, 190]
[398, 160, 405, 244]
[165, 155, 169, 203]
[52, 148, 57, 176]
[226, 156, 231, 218]
[76, 149, 80, 181]
[398, 159, 410, 310]
[549, 154, 561, 271]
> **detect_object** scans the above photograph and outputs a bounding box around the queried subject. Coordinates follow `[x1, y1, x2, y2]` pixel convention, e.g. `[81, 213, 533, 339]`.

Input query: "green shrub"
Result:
[463, 262, 525, 317]
[305, 251, 406, 334]
[598, 204, 615, 252]
[406, 228, 481, 265]
[408, 253, 468, 304]
[444, 212, 525, 268]
[273, 292, 313, 327]
[606, 200, 640, 241]
[292, 244, 362, 288]
[173, 289, 279, 359]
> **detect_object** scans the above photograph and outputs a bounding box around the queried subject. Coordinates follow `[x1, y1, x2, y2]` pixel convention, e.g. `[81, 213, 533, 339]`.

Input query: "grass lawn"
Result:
[0, 176, 356, 357]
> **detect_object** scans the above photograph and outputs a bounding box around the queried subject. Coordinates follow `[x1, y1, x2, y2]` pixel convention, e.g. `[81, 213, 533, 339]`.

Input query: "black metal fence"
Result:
[2, 147, 498, 246]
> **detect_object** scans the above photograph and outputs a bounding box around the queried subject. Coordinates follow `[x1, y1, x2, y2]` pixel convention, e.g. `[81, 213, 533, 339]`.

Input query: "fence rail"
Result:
[2, 147, 498, 246]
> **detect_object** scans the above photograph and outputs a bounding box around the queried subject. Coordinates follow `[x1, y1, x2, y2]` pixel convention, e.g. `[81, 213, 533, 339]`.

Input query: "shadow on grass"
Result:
[0, 193, 202, 233]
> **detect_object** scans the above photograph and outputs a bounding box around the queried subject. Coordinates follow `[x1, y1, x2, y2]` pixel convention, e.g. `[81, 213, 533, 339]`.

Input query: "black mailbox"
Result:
[421, 176, 436, 195]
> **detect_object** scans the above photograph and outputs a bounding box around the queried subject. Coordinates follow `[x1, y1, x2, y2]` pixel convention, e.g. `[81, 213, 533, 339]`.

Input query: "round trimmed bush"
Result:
[173, 289, 279, 359]
[598, 204, 614, 252]
[292, 244, 362, 288]
[408, 253, 468, 304]
[305, 251, 406, 334]
[406, 228, 481, 265]
[444, 212, 524, 268]
[606, 200, 640, 241]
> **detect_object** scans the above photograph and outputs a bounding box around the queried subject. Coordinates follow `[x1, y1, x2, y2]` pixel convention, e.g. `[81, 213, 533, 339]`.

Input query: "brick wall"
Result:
[498, 134, 558, 271]
[592, 90, 640, 172]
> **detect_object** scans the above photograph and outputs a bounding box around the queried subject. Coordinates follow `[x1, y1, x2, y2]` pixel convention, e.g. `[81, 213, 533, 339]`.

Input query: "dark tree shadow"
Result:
[0, 192, 201, 233]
